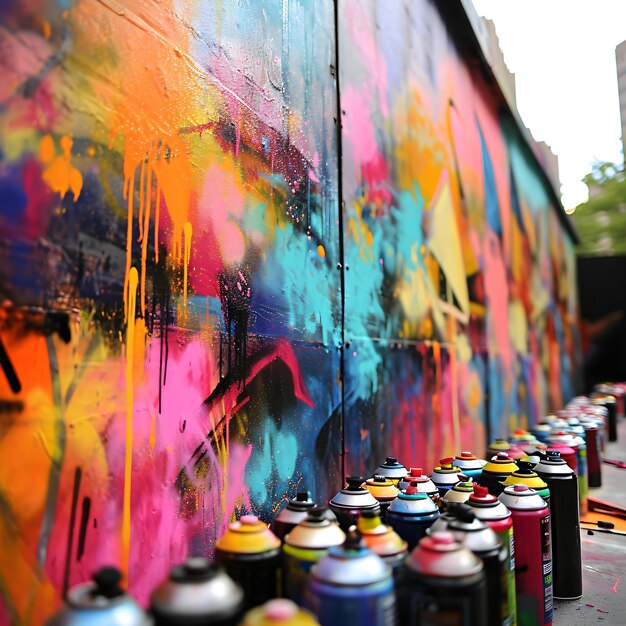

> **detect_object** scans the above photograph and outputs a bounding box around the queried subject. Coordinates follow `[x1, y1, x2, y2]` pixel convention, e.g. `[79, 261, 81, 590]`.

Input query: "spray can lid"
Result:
[357, 511, 408, 556]
[215, 515, 281, 554]
[59, 567, 151, 624]
[151, 558, 244, 622]
[374, 456, 407, 480]
[534, 450, 576, 477]
[364, 475, 400, 501]
[330, 477, 380, 509]
[240, 599, 320, 626]
[389, 486, 438, 514]
[466, 484, 511, 520]
[312, 528, 391, 585]
[283, 507, 346, 549]
[499, 484, 548, 510]
[407, 531, 483, 577]
[482, 452, 519, 474]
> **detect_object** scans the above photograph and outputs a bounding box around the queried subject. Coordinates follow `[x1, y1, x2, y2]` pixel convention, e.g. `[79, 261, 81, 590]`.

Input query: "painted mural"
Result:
[0, 0, 341, 622]
[339, 0, 580, 475]
[0, 0, 579, 622]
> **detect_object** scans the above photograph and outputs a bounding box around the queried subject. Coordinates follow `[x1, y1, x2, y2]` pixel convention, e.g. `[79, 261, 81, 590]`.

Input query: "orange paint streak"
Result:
[122, 266, 139, 577]
[140, 159, 152, 317]
[137, 157, 145, 243]
[123, 173, 135, 320]
[183, 221, 193, 309]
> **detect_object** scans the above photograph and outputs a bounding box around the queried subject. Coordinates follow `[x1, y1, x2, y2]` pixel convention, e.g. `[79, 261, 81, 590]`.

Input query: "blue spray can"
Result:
[307, 529, 395, 626]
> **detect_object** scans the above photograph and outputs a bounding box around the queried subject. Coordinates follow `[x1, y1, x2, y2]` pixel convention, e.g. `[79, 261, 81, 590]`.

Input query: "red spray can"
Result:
[466, 484, 517, 626]
[499, 484, 553, 626]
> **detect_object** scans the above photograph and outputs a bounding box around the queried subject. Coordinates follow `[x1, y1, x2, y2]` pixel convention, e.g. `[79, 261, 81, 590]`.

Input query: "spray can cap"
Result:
[263, 599, 299, 620]
[345, 476, 366, 491]
[440, 457, 454, 468]
[547, 450, 561, 462]
[92, 567, 124, 599]
[409, 467, 423, 477]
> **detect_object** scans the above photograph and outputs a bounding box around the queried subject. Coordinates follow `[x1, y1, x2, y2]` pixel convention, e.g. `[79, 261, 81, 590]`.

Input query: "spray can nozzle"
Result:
[344, 526, 365, 550]
[306, 506, 329, 523]
[296, 490, 311, 502]
[546, 450, 562, 461]
[472, 484, 489, 498]
[384, 456, 398, 465]
[454, 505, 476, 523]
[409, 467, 423, 476]
[92, 567, 124, 599]
[346, 476, 365, 490]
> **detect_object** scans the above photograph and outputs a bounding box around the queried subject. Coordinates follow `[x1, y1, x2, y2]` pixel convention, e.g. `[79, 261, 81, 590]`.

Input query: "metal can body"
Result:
[329, 477, 381, 531]
[282, 509, 346, 605]
[448, 512, 510, 626]
[215, 516, 282, 609]
[581, 421, 602, 488]
[150, 558, 244, 626]
[467, 485, 517, 626]
[403, 532, 487, 626]
[308, 534, 395, 626]
[534, 452, 582, 600]
[309, 576, 394, 626]
[499, 486, 553, 626]
[594, 395, 618, 442]
[386, 491, 440, 551]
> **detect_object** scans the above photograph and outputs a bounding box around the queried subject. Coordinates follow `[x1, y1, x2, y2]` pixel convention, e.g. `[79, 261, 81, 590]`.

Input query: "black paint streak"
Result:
[0, 337, 21, 393]
[219, 268, 251, 382]
[76, 496, 91, 562]
[63, 467, 81, 598]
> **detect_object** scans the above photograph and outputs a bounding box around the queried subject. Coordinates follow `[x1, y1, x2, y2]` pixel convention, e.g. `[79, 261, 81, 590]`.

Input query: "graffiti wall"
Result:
[0, 0, 341, 621]
[0, 0, 579, 622]
[339, 0, 579, 475]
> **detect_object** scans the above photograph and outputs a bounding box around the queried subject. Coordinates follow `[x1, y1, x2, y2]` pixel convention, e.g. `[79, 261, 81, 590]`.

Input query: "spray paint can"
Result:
[397, 468, 439, 502]
[522, 444, 547, 465]
[403, 531, 487, 625]
[466, 484, 517, 626]
[592, 394, 617, 442]
[546, 432, 578, 472]
[374, 456, 407, 486]
[509, 430, 539, 447]
[499, 485, 553, 625]
[486, 438, 511, 459]
[453, 451, 485, 479]
[448, 508, 511, 626]
[363, 475, 400, 521]
[530, 424, 553, 444]
[46, 567, 153, 626]
[579, 417, 602, 487]
[480, 453, 519, 496]
[534, 450, 582, 600]
[272, 491, 316, 541]
[240, 599, 320, 626]
[357, 510, 408, 579]
[430, 458, 464, 497]
[308, 529, 395, 626]
[329, 477, 381, 531]
[501, 460, 550, 506]
[282, 507, 346, 605]
[442, 480, 475, 504]
[386, 483, 440, 550]
[150, 557, 244, 626]
[215, 515, 281, 609]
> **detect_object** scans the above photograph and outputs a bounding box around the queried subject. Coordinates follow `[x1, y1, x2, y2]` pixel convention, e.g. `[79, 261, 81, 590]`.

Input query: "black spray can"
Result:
[271, 491, 316, 541]
[150, 557, 244, 626]
[592, 394, 617, 442]
[329, 477, 381, 531]
[214, 515, 282, 609]
[534, 450, 582, 600]
[403, 531, 487, 625]
[480, 453, 519, 497]
[448, 507, 510, 626]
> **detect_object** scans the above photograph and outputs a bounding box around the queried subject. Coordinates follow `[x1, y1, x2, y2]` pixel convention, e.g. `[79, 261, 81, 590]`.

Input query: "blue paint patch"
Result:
[476, 117, 501, 236]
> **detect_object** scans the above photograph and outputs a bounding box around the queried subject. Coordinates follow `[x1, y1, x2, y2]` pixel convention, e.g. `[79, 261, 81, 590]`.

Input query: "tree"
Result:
[572, 161, 626, 256]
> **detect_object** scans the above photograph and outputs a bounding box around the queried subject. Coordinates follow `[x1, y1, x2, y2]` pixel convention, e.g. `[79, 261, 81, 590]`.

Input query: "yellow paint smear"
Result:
[122, 266, 138, 578]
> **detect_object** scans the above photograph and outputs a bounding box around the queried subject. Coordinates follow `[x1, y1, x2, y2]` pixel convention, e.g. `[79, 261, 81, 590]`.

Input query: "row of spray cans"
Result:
[47, 389, 616, 626]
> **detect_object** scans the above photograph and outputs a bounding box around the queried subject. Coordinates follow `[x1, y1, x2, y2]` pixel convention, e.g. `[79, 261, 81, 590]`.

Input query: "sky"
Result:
[472, 0, 626, 212]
